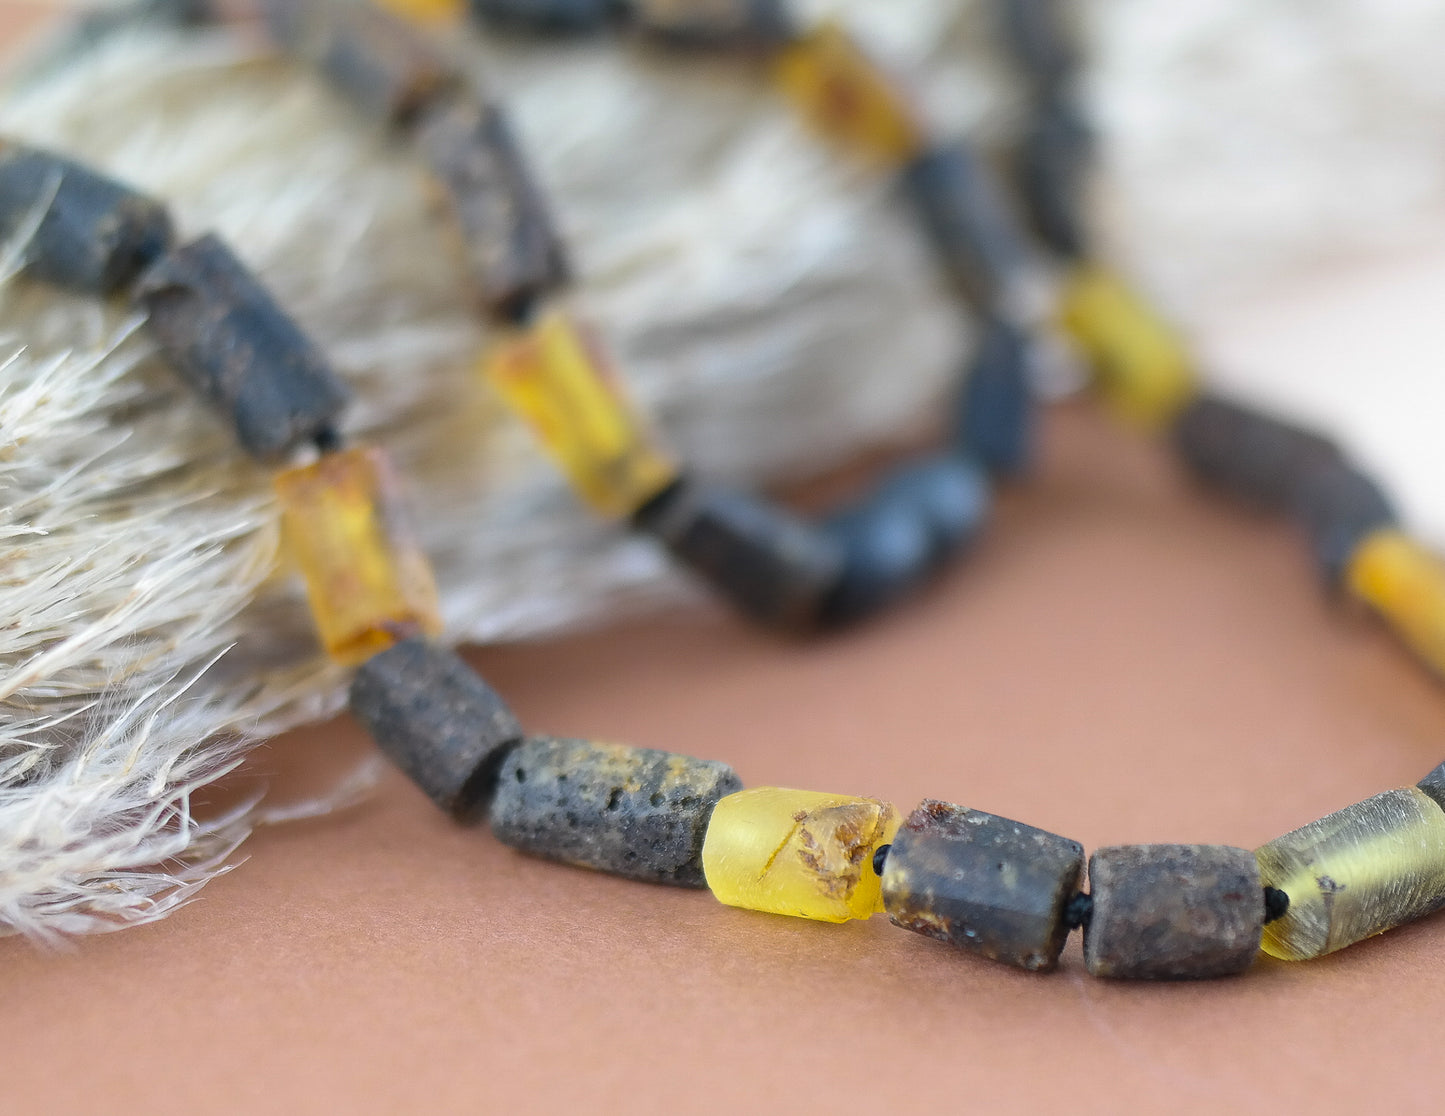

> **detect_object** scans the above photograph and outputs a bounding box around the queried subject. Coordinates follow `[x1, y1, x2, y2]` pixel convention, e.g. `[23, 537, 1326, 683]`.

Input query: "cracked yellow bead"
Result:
[374, 0, 466, 25]
[1057, 265, 1197, 428]
[774, 22, 926, 166]
[481, 311, 679, 518]
[274, 446, 443, 665]
[701, 786, 901, 923]
[1346, 529, 1445, 677]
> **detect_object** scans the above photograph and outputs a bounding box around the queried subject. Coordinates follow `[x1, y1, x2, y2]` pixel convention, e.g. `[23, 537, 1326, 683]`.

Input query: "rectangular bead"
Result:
[773, 22, 926, 166]
[274, 446, 443, 664]
[631, 0, 796, 48]
[316, 2, 458, 122]
[481, 311, 678, 517]
[1346, 530, 1445, 677]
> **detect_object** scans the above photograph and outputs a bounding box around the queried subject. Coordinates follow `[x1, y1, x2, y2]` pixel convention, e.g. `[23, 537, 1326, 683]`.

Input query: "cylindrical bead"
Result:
[1292, 459, 1396, 586]
[469, 0, 616, 33]
[880, 800, 1084, 972]
[1345, 530, 1445, 678]
[629, 0, 796, 48]
[822, 499, 934, 625]
[702, 787, 900, 922]
[994, 0, 1079, 90]
[1084, 844, 1264, 980]
[1014, 96, 1092, 258]
[312, 2, 459, 123]
[876, 456, 991, 560]
[0, 141, 173, 295]
[634, 479, 844, 631]
[1255, 786, 1445, 960]
[416, 97, 570, 320]
[134, 234, 350, 460]
[375, 0, 466, 26]
[274, 446, 444, 664]
[349, 638, 523, 819]
[953, 316, 1035, 475]
[490, 737, 743, 887]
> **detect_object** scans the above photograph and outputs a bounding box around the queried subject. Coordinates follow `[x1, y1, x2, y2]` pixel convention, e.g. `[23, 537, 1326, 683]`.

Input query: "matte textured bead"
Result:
[1084, 845, 1264, 980]
[1255, 786, 1445, 960]
[773, 22, 926, 165]
[702, 787, 900, 922]
[274, 447, 444, 664]
[482, 310, 678, 517]
[634, 479, 844, 630]
[416, 97, 570, 320]
[1418, 761, 1445, 813]
[469, 0, 616, 33]
[1015, 96, 1092, 258]
[312, 2, 459, 122]
[995, 0, 1079, 89]
[880, 800, 1084, 972]
[954, 317, 1035, 475]
[822, 499, 934, 625]
[349, 638, 522, 819]
[1057, 265, 1196, 428]
[1346, 530, 1445, 677]
[375, 0, 466, 26]
[135, 234, 351, 460]
[902, 142, 1033, 312]
[1293, 460, 1396, 586]
[490, 737, 743, 886]
[630, 0, 796, 48]
[0, 141, 173, 295]
[876, 456, 991, 559]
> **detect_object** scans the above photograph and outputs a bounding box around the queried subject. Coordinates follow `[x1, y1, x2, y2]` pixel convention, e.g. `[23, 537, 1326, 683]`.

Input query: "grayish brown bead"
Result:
[470, 0, 617, 34]
[0, 141, 173, 295]
[490, 736, 743, 886]
[1292, 459, 1396, 586]
[630, 0, 798, 49]
[349, 638, 523, 820]
[1417, 761, 1445, 813]
[314, 2, 459, 123]
[1084, 844, 1264, 980]
[994, 0, 1079, 91]
[414, 96, 570, 321]
[880, 800, 1084, 973]
[134, 234, 350, 460]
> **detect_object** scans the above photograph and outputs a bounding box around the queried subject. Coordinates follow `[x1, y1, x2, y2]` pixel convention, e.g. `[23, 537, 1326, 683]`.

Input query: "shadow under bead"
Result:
[490, 736, 743, 886]
[0, 141, 173, 295]
[134, 233, 351, 461]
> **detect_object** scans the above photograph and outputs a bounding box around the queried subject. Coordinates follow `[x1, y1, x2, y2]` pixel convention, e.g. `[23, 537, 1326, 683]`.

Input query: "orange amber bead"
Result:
[774, 22, 927, 166]
[480, 311, 678, 518]
[274, 446, 443, 664]
[373, 0, 466, 25]
[1346, 529, 1445, 677]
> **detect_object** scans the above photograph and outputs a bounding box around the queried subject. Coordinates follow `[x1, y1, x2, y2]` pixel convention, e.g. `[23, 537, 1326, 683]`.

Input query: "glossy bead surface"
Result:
[483, 310, 678, 517]
[1293, 460, 1396, 586]
[631, 0, 796, 48]
[953, 317, 1035, 475]
[1346, 530, 1445, 677]
[135, 234, 350, 461]
[1084, 845, 1263, 980]
[0, 141, 173, 294]
[490, 737, 743, 887]
[274, 447, 443, 664]
[1255, 786, 1445, 960]
[881, 800, 1084, 972]
[1057, 265, 1196, 428]
[1015, 95, 1092, 258]
[703, 787, 900, 922]
[469, 0, 616, 32]
[349, 638, 522, 819]
[773, 22, 926, 166]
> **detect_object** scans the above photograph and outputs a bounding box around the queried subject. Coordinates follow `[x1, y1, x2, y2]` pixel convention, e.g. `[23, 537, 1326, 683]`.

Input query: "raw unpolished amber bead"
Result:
[274, 447, 443, 664]
[773, 22, 926, 166]
[375, 0, 465, 25]
[1346, 530, 1445, 677]
[1255, 786, 1445, 960]
[481, 311, 678, 518]
[701, 787, 900, 923]
[1057, 265, 1196, 428]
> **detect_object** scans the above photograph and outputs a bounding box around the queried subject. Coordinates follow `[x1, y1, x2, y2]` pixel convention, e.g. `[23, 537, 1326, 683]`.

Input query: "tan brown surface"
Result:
[5, 4, 1445, 1113]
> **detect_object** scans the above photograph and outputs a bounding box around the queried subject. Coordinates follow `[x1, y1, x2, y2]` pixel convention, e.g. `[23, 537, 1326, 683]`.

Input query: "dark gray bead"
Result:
[1416, 762, 1445, 813]
[953, 316, 1035, 475]
[316, 3, 459, 123]
[901, 142, 1032, 313]
[630, 0, 798, 49]
[1171, 394, 1343, 511]
[881, 800, 1085, 972]
[490, 736, 743, 886]
[994, 0, 1079, 91]
[821, 496, 934, 625]
[0, 142, 173, 295]
[134, 234, 351, 461]
[1292, 459, 1397, 586]
[634, 479, 845, 631]
[349, 638, 524, 821]
[414, 97, 570, 321]
[1015, 96, 1092, 259]
[1084, 844, 1264, 980]
[470, 0, 618, 34]
[876, 455, 991, 559]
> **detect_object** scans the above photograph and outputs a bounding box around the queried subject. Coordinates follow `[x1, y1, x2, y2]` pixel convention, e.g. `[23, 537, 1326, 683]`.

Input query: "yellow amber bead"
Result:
[480, 311, 679, 518]
[773, 22, 926, 166]
[1057, 265, 1197, 428]
[1346, 529, 1445, 677]
[701, 786, 901, 923]
[373, 0, 466, 25]
[274, 446, 444, 665]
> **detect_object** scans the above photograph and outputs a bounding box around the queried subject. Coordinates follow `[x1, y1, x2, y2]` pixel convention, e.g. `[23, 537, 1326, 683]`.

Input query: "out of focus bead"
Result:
[880, 800, 1083, 972]
[490, 737, 743, 886]
[1057, 264, 1196, 428]
[876, 456, 991, 560]
[469, 0, 616, 33]
[953, 317, 1035, 475]
[630, 0, 796, 48]
[1084, 844, 1263, 980]
[482, 310, 678, 517]
[822, 497, 933, 625]
[1293, 460, 1396, 587]
[1255, 786, 1445, 960]
[312, 1, 459, 122]
[274, 446, 444, 664]
[702, 787, 900, 922]
[1346, 530, 1445, 677]
[994, 0, 1079, 90]
[1015, 95, 1092, 258]
[376, 0, 466, 25]
[773, 22, 926, 166]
